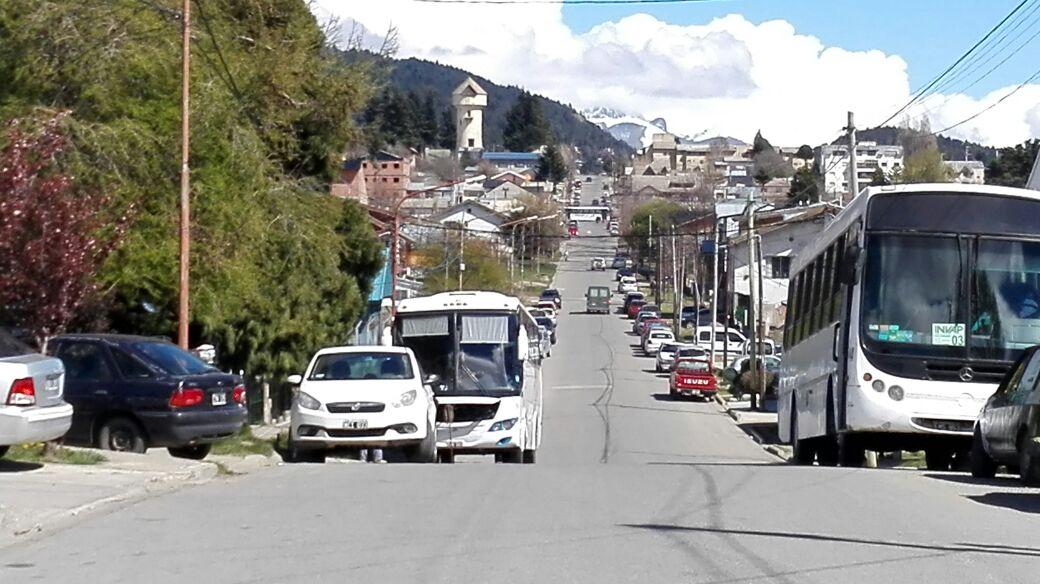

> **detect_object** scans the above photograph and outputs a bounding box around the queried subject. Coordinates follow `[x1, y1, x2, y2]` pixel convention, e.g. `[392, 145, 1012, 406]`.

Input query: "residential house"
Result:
[945, 160, 986, 184]
[817, 142, 903, 199]
[364, 151, 412, 207]
[331, 158, 368, 204]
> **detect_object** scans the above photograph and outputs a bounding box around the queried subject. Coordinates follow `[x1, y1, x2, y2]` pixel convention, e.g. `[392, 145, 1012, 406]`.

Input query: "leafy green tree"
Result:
[894, 146, 951, 184]
[987, 139, 1040, 187]
[788, 166, 820, 205]
[415, 237, 510, 294]
[502, 92, 552, 152]
[536, 144, 568, 188]
[625, 200, 684, 264]
[796, 144, 814, 160]
[869, 167, 890, 187]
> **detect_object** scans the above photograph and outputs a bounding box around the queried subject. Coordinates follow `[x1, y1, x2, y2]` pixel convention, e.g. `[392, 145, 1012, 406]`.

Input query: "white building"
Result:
[817, 142, 903, 198]
[945, 160, 986, 184]
[452, 77, 487, 153]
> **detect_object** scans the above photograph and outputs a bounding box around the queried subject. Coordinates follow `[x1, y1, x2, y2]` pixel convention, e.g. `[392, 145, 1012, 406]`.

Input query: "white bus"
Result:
[393, 291, 543, 463]
[780, 184, 1040, 469]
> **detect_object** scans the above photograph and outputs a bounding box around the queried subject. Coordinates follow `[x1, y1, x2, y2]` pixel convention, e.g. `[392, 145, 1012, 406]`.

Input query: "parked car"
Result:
[670, 346, 710, 371]
[641, 322, 670, 346]
[590, 257, 605, 271]
[0, 329, 74, 459]
[540, 288, 563, 310]
[681, 306, 714, 328]
[535, 316, 557, 344]
[643, 329, 675, 356]
[586, 286, 611, 314]
[740, 338, 777, 356]
[618, 276, 638, 294]
[670, 359, 718, 400]
[636, 305, 661, 320]
[615, 267, 635, 281]
[971, 346, 1040, 482]
[288, 346, 437, 463]
[693, 326, 747, 355]
[48, 334, 247, 459]
[622, 292, 645, 314]
[609, 226, 620, 236]
[627, 299, 648, 319]
[611, 257, 627, 269]
[534, 302, 558, 325]
[634, 316, 665, 337]
[536, 326, 553, 359]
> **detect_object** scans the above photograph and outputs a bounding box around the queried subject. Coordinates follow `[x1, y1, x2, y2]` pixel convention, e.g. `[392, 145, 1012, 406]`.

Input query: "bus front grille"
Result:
[438, 403, 499, 423]
[923, 362, 1009, 383]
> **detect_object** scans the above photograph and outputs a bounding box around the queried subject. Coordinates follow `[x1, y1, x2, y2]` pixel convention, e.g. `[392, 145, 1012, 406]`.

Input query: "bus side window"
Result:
[798, 269, 812, 343]
[785, 272, 799, 347]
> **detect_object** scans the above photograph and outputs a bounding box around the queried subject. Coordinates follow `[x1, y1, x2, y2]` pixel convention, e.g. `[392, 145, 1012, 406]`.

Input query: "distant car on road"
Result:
[534, 316, 557, 344]
[642, 329, 675, 356]
[971, 346, 1040, 483]
[615, 267, 635, 281]
[0, 329, 74, 460]
[585, 286, 611, 314]
[622, 292, 645, 314]
[636, 305, 661, 320]
[536, 326, 553, 358]
[634, 315, 664, 336]
[534, 302, 558, 326]
[670, 359, 717, 400]
[288, 346, 437, 464]
[618, 276, 637, 294]
[626, 299, 648, 319]
[669, 346, 709, 371]
[540, 289, 563, 310]
[590, 257, 605, 271]
[611, 257, 627, 269]
[48, 334, 247, 459]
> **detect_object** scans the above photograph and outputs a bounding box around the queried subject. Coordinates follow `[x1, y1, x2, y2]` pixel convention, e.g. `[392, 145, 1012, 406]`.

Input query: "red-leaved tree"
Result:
[0, 113, 130, 346]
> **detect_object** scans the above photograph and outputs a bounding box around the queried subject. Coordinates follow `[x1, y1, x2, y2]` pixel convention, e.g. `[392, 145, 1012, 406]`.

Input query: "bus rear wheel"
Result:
[925, 448, 955, 471]
[838, 434, 865, 467]
[790, 405, 815, 465]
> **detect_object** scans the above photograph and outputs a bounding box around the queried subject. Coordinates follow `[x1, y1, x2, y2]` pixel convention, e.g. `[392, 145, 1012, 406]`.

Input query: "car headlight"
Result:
[395, 390, 417, 407]
[489, 418, 518, 432]
[297, 391, 321, 410]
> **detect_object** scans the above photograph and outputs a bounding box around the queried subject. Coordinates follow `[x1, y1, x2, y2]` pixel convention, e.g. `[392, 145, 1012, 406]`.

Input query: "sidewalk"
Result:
[715, 394, 792, 461]
[0, 444, 278, 550]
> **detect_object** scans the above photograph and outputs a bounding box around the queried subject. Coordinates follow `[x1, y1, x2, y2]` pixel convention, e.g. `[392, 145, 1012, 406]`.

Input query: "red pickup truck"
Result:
[669, 359, 717, 400]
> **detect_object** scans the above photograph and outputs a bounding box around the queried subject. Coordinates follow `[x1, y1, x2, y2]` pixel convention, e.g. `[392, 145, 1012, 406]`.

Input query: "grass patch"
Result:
[7, 443, 106, 465]
[210, 426, 275, 457]
[896, 451, 926, 469]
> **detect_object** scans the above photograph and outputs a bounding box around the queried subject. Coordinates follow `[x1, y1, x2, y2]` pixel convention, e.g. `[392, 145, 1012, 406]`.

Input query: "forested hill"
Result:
[383, 56, 631, 155]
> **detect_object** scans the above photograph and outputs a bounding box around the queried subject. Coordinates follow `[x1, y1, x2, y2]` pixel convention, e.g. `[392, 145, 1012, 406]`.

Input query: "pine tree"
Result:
[418, 92, 439, 148]
[502, 92, 552, 152]
[438, 108, 456, 149]
[536, 144, 568, 188]
[788, 166, 820, 205]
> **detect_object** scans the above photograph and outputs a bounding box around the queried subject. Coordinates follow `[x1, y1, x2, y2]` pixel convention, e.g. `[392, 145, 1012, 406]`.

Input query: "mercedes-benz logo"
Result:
[959, 367, 975, 382]
[351, 403, 362, 412]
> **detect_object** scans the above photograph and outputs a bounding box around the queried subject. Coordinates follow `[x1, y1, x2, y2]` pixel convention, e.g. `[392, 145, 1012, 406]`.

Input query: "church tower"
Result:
[452, 77, 487, 154]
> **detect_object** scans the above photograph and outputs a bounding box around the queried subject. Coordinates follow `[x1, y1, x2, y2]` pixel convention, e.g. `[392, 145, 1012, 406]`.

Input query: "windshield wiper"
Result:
[458, 360, 493, 396]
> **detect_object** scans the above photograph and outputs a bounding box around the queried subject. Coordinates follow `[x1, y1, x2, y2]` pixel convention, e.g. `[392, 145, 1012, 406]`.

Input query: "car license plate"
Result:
[211, 392, 227, 406]
[445, 440, 463, 447]
[45, 376, 60, 393]
[343, 420, 369, 430]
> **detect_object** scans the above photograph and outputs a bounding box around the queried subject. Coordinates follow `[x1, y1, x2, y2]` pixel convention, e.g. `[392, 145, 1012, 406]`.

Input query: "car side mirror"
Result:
[424, 373, 441, 386]
[838, 245, 862, 286]
[287, 374, 303, 385]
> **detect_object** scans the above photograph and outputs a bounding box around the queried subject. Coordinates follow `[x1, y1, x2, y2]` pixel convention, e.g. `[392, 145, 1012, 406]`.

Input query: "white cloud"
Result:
[315, 1, 1039, 147]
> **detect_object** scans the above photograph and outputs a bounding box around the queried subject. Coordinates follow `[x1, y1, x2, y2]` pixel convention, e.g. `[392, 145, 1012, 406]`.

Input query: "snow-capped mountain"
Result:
[582, 107, 670, 150]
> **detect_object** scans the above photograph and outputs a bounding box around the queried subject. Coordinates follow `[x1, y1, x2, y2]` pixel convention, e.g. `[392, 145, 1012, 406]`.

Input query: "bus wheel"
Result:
[1018, 433, 1040, 486]
[790, 406, 815, 465]
[817, 436, 840, 467]
[925, 448, 954, 471]
[838, 435, 865, 467]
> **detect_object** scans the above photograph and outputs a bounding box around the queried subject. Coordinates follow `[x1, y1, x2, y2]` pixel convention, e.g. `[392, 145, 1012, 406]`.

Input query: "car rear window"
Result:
[677, 360, 710, 372]
[0, 329, 34, 357]
[651, 333, 672, 339]
[133, 341, 216, 376]
[309, 353, 414, 381]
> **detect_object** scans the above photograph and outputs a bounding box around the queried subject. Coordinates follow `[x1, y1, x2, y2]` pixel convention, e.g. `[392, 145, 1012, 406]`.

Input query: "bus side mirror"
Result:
[518, 330, 530, 361]
[838, 245, 862, 286]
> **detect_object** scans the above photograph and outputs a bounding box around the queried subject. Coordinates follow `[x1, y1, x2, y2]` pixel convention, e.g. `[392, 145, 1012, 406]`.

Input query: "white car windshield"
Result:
[309, 353, 414, 381]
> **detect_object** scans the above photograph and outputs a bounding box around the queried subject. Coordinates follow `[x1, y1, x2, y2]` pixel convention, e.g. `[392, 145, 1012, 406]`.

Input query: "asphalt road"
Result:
[4, 225, 1040, 583]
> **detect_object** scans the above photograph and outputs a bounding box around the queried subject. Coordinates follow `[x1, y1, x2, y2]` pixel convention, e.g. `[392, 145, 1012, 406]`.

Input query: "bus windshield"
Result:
[861, 233, 1040, 361]
[397, 312, 523, 396]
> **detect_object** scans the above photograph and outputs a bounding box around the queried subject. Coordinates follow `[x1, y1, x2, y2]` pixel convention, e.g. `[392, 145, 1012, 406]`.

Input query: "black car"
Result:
[48, 334, 247, 459]
[971, 345, 1040, 484]
[681, 306, 714, 328]
[535, 317, 557, 344]
[615, 267, 635, 281]
[540, 288, 562, 309]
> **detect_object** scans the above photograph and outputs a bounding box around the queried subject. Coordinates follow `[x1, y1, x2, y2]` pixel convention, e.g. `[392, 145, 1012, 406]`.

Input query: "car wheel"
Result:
[438, 450, 455, 464]
[522, 449, 536, 464]
[1018, 432, 1040, 486]
[168, 444, 212, 460]
[925, 448, 954, 471]
[0, 445, 8, 459]
[501, 449, 523, 464]
[970, 426, 998, 478]
[408, 422, 438, 463]
[98, 417, 147, 454]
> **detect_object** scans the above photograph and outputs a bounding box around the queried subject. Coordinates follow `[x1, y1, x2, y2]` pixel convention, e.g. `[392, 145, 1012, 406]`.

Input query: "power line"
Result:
[873, 0, 1033, 129]
[932, 63, 1040, 135]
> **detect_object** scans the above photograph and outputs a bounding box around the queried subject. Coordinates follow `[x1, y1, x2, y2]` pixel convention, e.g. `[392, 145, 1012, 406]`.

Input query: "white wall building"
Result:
[945, 160, 986, 184]
[817, 142, 903, 198]
[452, 77, 487, 153]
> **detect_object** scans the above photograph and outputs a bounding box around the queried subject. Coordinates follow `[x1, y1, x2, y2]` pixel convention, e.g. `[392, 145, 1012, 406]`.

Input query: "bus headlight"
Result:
[297, 391, 321, 410]
[888, 385, 905, 401]
[489, 418, 518, 432]
[871, 380, 885, 392]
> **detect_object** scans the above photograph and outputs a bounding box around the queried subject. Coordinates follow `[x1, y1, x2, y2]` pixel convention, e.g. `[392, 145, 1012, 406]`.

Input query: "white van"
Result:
[693, 325, 746, 356]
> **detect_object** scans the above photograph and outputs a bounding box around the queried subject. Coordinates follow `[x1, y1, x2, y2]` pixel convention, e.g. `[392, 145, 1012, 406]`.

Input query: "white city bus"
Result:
[780, 184, 1040, 469]
[393, 291, 543, 463]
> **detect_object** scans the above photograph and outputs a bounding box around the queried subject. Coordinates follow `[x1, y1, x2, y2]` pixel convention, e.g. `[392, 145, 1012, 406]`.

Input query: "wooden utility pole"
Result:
[847, 111, 859, 201]
[177, 0, 192, 349]
[746, 190, 759, 410]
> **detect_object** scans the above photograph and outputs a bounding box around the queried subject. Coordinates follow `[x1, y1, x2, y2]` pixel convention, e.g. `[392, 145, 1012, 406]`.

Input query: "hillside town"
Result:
[4, 2, 1040, 583]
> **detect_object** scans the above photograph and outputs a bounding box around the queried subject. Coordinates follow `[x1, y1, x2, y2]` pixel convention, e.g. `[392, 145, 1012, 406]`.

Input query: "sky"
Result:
[316, 0, 1040, 147]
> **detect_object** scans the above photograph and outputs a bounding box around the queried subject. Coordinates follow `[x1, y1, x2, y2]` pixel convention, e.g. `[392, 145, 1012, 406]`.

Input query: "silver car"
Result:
[0, 330, 74, 458]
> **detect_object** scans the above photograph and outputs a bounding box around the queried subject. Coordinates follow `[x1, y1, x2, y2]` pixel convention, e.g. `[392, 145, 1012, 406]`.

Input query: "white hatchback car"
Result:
[618, 276, 638, 294]
[1, 330, 74, 459]
[288, 346, 437, 463]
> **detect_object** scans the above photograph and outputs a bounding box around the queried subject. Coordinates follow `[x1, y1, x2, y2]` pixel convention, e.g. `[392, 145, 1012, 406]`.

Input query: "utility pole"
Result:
[671, 230, 679, 335]
[709, 221, 719, 368]
[458, 213, 467, 291]
[746, 189, 759, 410]
[756, 234, 766, 399]
[846, 111, 858, 201]
[177, 0, 191, 349]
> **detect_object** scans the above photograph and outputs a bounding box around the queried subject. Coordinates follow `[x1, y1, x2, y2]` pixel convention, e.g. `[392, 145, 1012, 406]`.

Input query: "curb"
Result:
[0, 462, 218, 552]
[714, 393, 790, 463]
